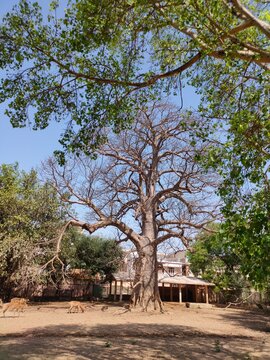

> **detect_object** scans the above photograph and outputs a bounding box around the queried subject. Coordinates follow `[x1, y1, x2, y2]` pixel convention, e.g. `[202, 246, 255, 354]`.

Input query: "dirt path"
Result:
[0, 302, 270, 359]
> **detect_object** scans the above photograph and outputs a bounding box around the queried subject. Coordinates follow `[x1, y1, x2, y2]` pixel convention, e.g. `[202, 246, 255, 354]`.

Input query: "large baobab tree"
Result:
[45, 104, 220, 311]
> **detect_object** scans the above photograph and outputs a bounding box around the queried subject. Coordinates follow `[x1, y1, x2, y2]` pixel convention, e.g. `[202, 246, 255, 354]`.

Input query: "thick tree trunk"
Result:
[130, 242, 163, 312]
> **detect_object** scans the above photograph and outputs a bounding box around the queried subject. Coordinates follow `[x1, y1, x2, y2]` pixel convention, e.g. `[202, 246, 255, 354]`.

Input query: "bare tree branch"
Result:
[43, 103, 220, 310]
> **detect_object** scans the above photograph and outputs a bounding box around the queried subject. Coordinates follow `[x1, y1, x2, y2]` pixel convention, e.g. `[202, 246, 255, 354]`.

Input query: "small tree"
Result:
[63, 233, 123, 278]
[44, 104, 220, 311]
[0, 163, 68, 299]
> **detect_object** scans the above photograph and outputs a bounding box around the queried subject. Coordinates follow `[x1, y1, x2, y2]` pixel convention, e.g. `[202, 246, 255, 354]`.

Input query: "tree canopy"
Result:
[0, 0, 269, 170]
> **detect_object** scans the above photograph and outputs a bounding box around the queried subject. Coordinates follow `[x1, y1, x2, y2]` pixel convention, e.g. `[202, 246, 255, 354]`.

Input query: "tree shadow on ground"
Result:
[218, 308, 270, 333]
[0, 323, 269, 360]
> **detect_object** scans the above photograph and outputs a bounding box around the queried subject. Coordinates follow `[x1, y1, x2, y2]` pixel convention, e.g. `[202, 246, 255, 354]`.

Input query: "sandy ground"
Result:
[0, 301, 270, 359]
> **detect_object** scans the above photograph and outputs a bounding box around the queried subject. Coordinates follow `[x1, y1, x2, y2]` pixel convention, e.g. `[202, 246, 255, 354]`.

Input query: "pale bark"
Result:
[129, 242, 163, 312]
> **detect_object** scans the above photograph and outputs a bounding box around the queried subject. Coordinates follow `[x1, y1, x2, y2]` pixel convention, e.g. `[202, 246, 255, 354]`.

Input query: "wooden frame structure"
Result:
[107, 274, 214, 304]
[159, 276, 215, 303]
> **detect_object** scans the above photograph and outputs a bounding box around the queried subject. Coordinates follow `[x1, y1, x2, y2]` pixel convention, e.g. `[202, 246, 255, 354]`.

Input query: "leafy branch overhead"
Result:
[0, 0, 269, 166]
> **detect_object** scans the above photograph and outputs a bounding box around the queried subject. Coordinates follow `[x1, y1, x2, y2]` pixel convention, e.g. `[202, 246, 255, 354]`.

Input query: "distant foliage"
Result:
[188, 225, 248, 297]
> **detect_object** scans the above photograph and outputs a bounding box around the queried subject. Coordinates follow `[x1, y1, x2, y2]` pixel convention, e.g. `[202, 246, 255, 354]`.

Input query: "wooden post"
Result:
[194, 285, 197, 303]
[179, 285, 182, 303]
[205, 285, 209, 304]
[114, 280, 117, 301]
[119, 280, 123, 301]
[170, 284, 173, 302]
[162, 283, 165, 300]
[109, 281, 112, 297]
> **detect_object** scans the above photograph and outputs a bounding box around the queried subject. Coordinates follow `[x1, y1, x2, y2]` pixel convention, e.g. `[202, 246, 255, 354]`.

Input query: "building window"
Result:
[168, 267, 175, 275]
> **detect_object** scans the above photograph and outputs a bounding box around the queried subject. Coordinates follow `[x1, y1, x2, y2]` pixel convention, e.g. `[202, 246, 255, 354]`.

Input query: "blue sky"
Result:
[0, 0, 64, 171]
[0, 0, 200, 173]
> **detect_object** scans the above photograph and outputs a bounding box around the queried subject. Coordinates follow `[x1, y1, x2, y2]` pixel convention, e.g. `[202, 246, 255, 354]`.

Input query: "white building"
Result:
[105, 249, 214, 304]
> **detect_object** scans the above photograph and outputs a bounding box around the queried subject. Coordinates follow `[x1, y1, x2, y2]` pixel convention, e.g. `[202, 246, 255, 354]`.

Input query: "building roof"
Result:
[110, 272, 134, 282]
[159, 261, 188, 267]
[159, 276, 215, 286]
[110, 272, 215, 286]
